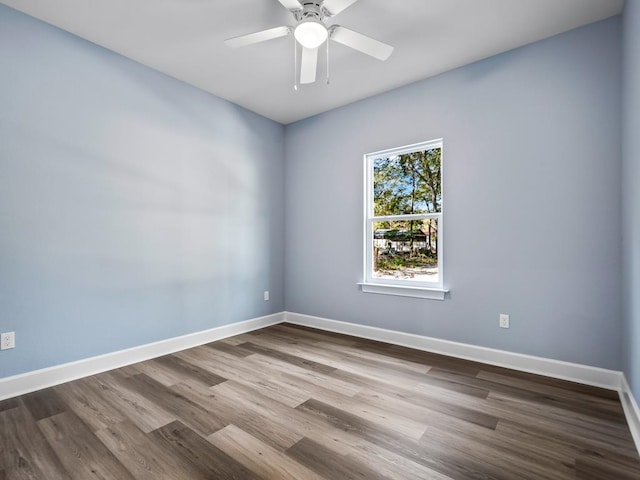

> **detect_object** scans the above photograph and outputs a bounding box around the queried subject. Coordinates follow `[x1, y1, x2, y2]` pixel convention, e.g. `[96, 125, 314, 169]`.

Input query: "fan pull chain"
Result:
[293, 34, 298, 91]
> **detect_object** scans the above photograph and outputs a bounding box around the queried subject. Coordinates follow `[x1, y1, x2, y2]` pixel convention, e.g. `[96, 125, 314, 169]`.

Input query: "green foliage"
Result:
[376, 252, 438, 271]
[373, 148, 442, 216]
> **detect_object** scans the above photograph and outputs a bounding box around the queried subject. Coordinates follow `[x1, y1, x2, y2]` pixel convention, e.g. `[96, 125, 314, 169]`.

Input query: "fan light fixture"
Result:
[294, 19, 328, 49]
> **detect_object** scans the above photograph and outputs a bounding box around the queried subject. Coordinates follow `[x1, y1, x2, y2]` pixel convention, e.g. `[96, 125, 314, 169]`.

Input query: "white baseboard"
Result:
[0, 312, 284, 401]
[620, 375, 640, 455]
[284, 312, 622, 390]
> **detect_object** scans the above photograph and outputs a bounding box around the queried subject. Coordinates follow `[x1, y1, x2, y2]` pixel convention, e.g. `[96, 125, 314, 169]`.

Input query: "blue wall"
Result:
[0, 4, 630, 382]
[0, 5, 285, 377]
[623, 0, 640, 399]
[285, 18, 623, 370]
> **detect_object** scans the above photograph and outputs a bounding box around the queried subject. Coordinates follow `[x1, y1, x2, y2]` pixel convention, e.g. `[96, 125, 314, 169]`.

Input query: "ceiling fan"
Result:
[225, 0, 394, 86]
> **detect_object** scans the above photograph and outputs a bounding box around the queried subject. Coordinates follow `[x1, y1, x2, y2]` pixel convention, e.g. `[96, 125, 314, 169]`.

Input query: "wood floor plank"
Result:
[495, 409, 639, 460]
[218, 336, 249, 346]
[0, 398, 20, 414]
[122, 373, 226, 436]
[152, 354, 227, 387]
[249, 326, 432, 375]
[420, 415, 577, 480]
[209, 424, 327, 480]
[149, 421, 263, 480]
[37, 411, 135, 480]
[333, 361, 489, 401]
[241, 351, 361, 397]
[286, 436, 395, 480]
[294, 385, 429, 440]
[331, 368, 498, 430]
[479, 363, 622, 400]
[495, 420, 640, 472]
[315, 337, 434, 374]
[54, 378, 126, 432]
[428, 367, 634, 441]
[297, 396, 493, 480]
[341, 445, 460, 480]
[355, 387, 498, 430]
[85, 372, 175, 433]
[207, 379, 369, 453]
[113, 364, 142, 378]
[241, 330, 352, 360]
[0, 406, 69, 480]
[268, 323, 359, 346]
[239, 341, 338, 375]
[207, 378, 426, 466]
[95, 419, 210, 480]
[21, 388, 67, 421]
[127, 360, 180, 387]
[201, 340, 255, 358]
[575, 450, 640, 480]
[477, 369, 627, 422]
[485, 392, 634, 446]
[430, 365, 625, 426]
[132, 353, 228, 389]
[238, 353, 362, 409]
[242, 330, 434, 393]
[176, 346, 312, 407]
[357, 341, 483, 376]
[245, 329, 452, 391]
[200, 380, 307, 450]
[418, 429, 532, 480]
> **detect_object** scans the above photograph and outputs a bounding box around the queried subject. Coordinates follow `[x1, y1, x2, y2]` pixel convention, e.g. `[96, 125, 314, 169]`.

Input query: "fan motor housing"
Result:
[295, 2, 325, 23]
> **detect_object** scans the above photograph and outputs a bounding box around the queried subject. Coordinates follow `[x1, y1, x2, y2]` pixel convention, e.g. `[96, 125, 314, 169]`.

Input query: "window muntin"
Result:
[364, 139, 443, 289]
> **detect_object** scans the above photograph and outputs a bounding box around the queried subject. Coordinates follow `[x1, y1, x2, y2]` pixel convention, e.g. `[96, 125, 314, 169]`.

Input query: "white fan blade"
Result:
[300, 47, 318, 84]
[225, 26, 292, 48]
[323, 0, 359, 16]
[277, 0, 303, 11]
[329, 25, 393, 61]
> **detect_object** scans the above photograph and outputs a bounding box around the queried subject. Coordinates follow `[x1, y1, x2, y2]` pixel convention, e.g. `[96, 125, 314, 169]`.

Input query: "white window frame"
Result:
[360, 139, 448, 300]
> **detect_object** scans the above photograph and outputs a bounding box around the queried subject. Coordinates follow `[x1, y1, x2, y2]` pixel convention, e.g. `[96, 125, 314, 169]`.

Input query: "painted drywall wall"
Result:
[623, 0, 640, 399]
[284, 18, 623, 370]
[0, 5, 285, 378]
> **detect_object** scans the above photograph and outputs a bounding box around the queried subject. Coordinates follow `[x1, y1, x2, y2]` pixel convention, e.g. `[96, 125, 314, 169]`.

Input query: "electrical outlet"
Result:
[1, 332, 15, 350]
[499, 314, 510, 329]
[264, 290, 270, 301]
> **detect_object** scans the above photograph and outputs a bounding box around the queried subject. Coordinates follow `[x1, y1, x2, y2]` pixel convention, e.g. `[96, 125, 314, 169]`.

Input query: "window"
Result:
[361, 139, 446, 300]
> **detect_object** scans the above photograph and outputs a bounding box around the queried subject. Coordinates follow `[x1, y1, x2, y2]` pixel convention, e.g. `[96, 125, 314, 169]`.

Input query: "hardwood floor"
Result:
[1, 323, 639, 479]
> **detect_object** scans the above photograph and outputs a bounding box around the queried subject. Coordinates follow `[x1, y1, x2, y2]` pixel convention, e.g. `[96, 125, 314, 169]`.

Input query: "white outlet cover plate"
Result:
[499, 314, 510, 329]
[1, 332, 15, 350]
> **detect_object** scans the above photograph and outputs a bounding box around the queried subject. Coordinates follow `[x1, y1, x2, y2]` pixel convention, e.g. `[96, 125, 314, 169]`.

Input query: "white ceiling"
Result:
[1, 0, 624, 124]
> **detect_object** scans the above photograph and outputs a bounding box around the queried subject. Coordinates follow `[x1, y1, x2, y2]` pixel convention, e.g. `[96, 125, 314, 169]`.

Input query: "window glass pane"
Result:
[373, 147, 442, 216]
[372, 218, 439, 283]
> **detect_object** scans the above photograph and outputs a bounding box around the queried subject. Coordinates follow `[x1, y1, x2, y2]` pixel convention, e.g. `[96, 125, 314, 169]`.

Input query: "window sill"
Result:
[358, 283, 448, 300]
